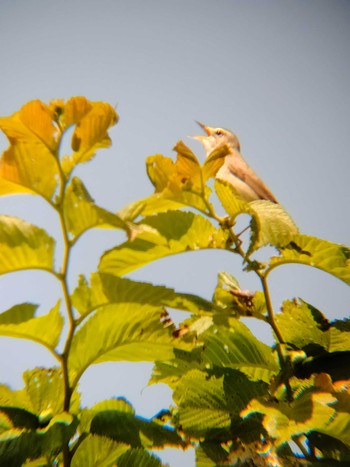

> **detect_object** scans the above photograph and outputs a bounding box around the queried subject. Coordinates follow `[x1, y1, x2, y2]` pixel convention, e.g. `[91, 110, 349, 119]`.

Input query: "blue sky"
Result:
[0, 1, 349, 465]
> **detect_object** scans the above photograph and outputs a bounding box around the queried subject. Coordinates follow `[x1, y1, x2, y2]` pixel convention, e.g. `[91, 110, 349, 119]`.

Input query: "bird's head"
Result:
[193, 122, 240, 155]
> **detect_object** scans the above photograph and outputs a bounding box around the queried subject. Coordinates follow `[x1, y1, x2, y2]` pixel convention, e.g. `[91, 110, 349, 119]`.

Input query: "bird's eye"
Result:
[215, 129, 223, 136]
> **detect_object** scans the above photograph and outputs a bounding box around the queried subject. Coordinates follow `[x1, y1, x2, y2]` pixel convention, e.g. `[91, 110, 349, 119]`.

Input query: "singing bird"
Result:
[194, 122, 278, 203]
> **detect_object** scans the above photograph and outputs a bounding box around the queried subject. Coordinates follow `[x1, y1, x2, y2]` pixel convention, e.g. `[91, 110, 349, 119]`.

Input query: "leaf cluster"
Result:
[0, 98, 349, 466]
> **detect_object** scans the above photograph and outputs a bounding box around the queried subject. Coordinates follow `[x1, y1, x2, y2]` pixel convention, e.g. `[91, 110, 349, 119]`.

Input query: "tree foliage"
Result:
[0, 97, 349, 466]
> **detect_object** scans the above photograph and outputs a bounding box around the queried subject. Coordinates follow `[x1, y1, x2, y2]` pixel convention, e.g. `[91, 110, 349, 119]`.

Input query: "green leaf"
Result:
[71, 273, 214, 317]
[68, 304, 180, 386]
[0, 412, 77, 466]
[90, 409, 184, 449]
[214, 179, 249, 218]
[23, 368, 73, 417]
[276, 299, 330, 350]
[63, 177, 127, 241]
[0, 303, 38, 324]
[80, 399, 134, 433]
[202, 319, 279, 383]
[173, 369, 231, 437]
[247, 200, 299, 253]
[144, 148, 211, 214]
[0, 301, 63, 351]
[117, 448, 164, 467]
[150, 348, 206, 388]
[0, 407, 39, 430]
[60, 102, 118, 176]
[0, 216, 55, 274]
[269, 235, 350, 285]
[242, 391, 337, 446]
[99, 211, 228, 276]
[71, 435, 129, 467]
[329, 321, 350, 351]
[212, 272, 266, 319]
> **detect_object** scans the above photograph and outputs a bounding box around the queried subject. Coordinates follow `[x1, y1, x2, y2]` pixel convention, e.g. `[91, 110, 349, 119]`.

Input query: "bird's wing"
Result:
[224, 150, 278, 203]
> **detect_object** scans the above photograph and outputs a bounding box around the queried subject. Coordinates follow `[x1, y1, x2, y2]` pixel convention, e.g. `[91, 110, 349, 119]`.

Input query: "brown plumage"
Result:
[194, 122, 278, 203]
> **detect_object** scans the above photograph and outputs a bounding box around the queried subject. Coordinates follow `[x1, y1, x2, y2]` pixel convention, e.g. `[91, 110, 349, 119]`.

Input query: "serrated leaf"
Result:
[173, 140, 201, 180]
[276, 299, 330, 350]
[80, 399, 134, 434]
[71, 272, 213, 317]
[99, 211, 228, 276]
[63, 177, 127, 240]
[0, 100, 58, 152]
[68, 304, 179, 386]
[0, 137, 59, 201]
[329, 322, 350, 352]
[90, 409, 184, 449]
[242, 391, 336, 446]
[0, 301, 63, 350]
[150, 348, 205, 388]
[0, 100, 60, 200]
[247, 200, 299, 253]
[0, 216, 55, 274]
[50, 96, 93, 130]
[214, 179, 249, 217]
[173, 369, 231, 437]
[71, 435, 129, 467]
[270, 234, 350, 285]
[60, 102, 118, 176]
[117, 448, 163, 467]
[23, 368, 67, 416]
[202, 144, 230, 181]
[0, 412, 77, 466]
[0, 407, 39, 430]
[201, 320, 279, 382]
[196, 441, 230, 467]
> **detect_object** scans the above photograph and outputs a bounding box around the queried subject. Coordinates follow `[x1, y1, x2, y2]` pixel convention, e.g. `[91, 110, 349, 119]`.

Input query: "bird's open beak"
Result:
[195, 121, 211, 135]
[190, 121, 212, 141]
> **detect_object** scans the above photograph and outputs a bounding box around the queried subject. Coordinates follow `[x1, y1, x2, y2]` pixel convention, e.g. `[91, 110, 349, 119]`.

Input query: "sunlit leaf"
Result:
[0, 412, 77, 466]
[329, 321, 350, 352]
[270, 235, 350, 285]
[202, 319, 279, 382]
[0, 301, 63, 350]
[0, 303, 38, 324]
[247, 200, 299, 253]
[63, 177, 127, 241]
[202, 144, 230, 181]
[214, 179, 249, 218]
[0, 100, 57, 151]
[150, 348, 206, 388]
[71, 435, 129, 467]
[99, 211, 228, 276]
[0, 178, 35, 196]
[68, 304, 181, 386]
[242, 391, 336, 446]
[90, 408, 185, 448]
[60, 102, 118, 176]
[0, 136, 59, 200]
[71, 272, 213, 317]
[173, 369, 231, 437]
[0, 100, 60, 200]
[50, 96, 93, 130]
[276, 299, 330, 350]
[0, 216, 55, 274]
[117, 448, 164, 467]
[80, 398, 134, 433]
[23, 368, 67, 417]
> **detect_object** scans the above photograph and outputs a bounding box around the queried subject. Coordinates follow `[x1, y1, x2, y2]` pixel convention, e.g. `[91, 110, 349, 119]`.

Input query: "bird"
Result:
[193, 122, 278, 203]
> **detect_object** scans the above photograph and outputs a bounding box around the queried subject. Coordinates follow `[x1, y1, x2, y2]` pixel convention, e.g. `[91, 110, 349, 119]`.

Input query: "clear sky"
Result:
[0, 1, 349, 465]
